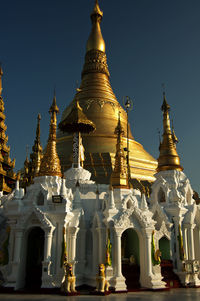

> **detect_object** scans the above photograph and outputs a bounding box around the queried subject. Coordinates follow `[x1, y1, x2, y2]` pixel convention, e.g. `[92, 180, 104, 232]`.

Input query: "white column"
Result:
[187, 224, 195, 260]
[69, 227, 78, 263]
[44, 231, 53, 260]
[14, 230, 23, 262]
[115, 232, 122, 277]
[183, 226, 188, 260]
[145, 232, 152, 277]
[92, 228, 98, 274]
[97, 228, 102, 263]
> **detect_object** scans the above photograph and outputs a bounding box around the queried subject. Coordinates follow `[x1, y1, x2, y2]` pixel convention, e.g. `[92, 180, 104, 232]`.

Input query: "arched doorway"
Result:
[121, 228, 140, 290]
[159, 236, 170, 260]
[159, 236, 180, 288]
[25, 227, 44, 289]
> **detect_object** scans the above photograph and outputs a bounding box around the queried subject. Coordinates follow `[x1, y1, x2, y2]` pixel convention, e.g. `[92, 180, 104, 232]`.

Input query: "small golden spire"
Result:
[29, 113, 43, 178]
[111, 111, 128, 187]
[86, 0, 105, 53]
[157, 93, 183, 172]
[0, 65, 3, 96]
[38, 92, 62, 177]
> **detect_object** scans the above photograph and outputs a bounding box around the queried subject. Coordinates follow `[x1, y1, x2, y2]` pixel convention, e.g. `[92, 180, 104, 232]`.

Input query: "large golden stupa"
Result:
[57, 0, 157, 184]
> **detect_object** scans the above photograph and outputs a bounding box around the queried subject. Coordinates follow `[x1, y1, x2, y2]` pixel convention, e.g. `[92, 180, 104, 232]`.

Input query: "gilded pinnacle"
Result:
[157, 93, 183, 172]
[86, 0, 105, 53]
[38, 93, 62, 177]
[91, 0, 103, 19]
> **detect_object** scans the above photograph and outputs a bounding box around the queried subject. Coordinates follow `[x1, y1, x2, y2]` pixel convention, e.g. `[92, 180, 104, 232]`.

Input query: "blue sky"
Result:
[1, 0, 200, 192]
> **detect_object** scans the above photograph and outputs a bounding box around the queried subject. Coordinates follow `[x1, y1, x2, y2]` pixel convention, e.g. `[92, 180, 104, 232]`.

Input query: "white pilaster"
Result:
[112, 229, 127, 291]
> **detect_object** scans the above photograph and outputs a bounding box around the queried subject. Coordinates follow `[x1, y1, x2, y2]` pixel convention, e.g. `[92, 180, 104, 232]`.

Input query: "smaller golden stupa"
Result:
[157, 93, 183, 172]
[38, 93, 62, 177]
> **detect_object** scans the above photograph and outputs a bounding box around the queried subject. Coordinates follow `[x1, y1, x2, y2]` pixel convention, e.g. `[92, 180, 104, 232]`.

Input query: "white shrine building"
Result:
[1, 0, 200, 293]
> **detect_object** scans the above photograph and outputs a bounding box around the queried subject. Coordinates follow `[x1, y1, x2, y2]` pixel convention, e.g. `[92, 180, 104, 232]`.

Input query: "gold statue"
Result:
[61, 257, 77, 294]
[96, 264, 109, 293]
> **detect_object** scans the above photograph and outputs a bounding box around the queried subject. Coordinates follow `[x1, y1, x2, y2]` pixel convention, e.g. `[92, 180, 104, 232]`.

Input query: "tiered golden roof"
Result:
[157, 93, 183, 172]
[59, 99, 95, 133]
[111, 112, 128, 188]
[38, 93, 62, 177]
[0, 66, 16, 193]
[56, 0, 157, 183]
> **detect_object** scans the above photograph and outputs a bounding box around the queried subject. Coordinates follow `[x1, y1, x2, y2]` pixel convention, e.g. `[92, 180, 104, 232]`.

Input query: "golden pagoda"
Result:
[57, 0, 157, 183]
[157, 92, 183, 172]
[0, 66, 16, 194]
[38, 93, 62, 177]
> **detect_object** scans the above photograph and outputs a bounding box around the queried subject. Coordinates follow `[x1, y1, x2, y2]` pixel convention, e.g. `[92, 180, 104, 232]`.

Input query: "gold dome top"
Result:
[39, 94, 62, 177]
[157, 93, 183, 172]
[57, 1, 158, 184]
[86, 0, 105, 53]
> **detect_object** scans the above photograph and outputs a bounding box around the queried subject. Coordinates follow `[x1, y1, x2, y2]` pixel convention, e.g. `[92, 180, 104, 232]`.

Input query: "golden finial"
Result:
[0, 64, 3, 96]
[157, 92, 183, 172]
[92, 0, 103, 18]
[38, 92, 62, 177]
[86, 0, 105, 53]
[111, 111, 128, 187]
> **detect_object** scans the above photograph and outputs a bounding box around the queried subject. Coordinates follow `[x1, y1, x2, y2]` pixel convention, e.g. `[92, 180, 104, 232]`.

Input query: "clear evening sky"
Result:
[0, 0, 200, 192]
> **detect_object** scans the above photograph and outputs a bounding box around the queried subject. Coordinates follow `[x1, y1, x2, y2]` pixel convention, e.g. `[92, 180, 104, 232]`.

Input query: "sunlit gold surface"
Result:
[57, 0, 157, 183]
[157, 94, 183, 172]
[39, 94, 62, 177]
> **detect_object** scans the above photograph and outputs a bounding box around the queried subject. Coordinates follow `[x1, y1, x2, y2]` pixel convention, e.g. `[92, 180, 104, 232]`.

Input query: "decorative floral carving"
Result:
[85, 98, 117, 112]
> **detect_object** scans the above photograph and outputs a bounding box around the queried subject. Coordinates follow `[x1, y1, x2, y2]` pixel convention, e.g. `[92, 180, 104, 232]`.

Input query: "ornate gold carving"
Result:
[82, 50, 110, 78]
[85, 98, 117, 111]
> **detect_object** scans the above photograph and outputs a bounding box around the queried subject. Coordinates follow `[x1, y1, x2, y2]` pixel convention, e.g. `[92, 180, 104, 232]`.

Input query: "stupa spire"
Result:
[157, 92, 183, 172]
[28, 114, 43, 180]
[82, 0, 109, 77]
[86, 0, 105, 53]
[38, 92, 62, 177]
[111, 111, 128, 187]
